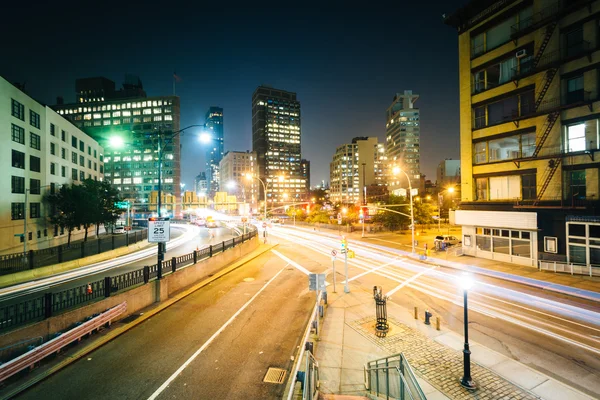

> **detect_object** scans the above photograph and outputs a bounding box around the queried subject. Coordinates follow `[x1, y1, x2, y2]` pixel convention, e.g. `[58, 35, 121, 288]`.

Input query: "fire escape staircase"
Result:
[532, 111, 560, 158]
[534, 158, 562, 206]
[533, 22, 557, 68]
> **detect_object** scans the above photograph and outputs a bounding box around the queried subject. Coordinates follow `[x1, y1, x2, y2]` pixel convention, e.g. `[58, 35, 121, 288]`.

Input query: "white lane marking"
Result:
[387, 265, 439, 297]
[147, 266, 287, 400]
[348, 257, 403, 282]
[271, 250, 311, 276]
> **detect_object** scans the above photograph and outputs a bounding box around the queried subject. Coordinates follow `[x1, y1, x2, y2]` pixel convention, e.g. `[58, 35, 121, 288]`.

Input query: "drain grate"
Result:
[263, 367, 287, 384]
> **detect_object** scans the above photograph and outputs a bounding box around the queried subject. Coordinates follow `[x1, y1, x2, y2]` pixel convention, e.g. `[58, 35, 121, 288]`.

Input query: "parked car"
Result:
[434, 235, 460, 248]
[114, 226, 126, 234]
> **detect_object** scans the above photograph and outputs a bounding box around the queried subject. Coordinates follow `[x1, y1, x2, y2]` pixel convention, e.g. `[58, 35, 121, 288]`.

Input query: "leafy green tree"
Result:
[414, 201, 436, 231]
[44, 185, 84, 246]
[83, 179, 122, 237]
[372, 195, 410, 231]
[306, 205, 331, 224]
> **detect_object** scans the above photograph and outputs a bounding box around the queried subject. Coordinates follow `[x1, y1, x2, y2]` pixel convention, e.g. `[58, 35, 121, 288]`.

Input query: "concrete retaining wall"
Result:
[0, 237, 258, 348]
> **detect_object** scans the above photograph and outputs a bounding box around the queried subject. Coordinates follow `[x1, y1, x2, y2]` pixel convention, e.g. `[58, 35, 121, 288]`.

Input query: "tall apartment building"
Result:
[300, 159, 311, 191]
[252, 86, 306, 204]
[329, 137, 386, 205]
[1, 77, 104, 254]
[386, 90, 421, 191]
[437, 159, 461, 187]
[446, 0, 600, 268]
[205, 107, 224, 197]
[194, 172, 208, 195]
[218, 150, 257, 206]
[52, 76, 180, 216]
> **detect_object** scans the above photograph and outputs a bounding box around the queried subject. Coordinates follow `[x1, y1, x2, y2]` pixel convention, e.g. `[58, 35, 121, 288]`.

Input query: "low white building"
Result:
[0, 76, 104, 254]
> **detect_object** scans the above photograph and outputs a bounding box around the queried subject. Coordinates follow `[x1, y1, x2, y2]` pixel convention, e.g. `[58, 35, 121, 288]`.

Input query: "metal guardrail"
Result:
[0, 302, 127, 383]
[0, 230, 258, 334]
[303, 351, 319, 400]
[364, 353, 426, 400]
[539, 261, 600, 277]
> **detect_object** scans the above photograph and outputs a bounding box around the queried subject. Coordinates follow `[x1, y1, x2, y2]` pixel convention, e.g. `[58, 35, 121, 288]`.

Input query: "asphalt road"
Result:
[268, 226, 600, 398]
[17, 242, 314, 400]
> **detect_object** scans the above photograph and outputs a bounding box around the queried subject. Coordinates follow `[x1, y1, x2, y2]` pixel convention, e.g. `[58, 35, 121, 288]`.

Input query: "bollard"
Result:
[436, 316, 440, 331]
[414, 306, 418, 319]
[424, 310, 432, 325]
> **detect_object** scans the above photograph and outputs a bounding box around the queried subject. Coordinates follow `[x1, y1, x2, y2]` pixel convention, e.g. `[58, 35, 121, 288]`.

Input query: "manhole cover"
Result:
[263, 367, 287, 384]
[243, 277, 255, 282]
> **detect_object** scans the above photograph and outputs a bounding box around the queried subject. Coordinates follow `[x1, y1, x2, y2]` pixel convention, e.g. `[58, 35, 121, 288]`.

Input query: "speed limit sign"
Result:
[148, 217, 171, 243]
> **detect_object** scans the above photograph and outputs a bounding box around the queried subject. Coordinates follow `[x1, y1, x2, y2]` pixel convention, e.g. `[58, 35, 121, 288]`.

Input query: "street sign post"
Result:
[148, 217, 171, 243]
[331, 250, 337, 293]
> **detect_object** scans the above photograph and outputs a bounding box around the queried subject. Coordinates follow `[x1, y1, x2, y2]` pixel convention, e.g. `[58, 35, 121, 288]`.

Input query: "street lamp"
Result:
[460, 276, 476, 390]
[392, 166, 416, 254]
[245, 173, 267, 221]
[438, 186, 456, 232]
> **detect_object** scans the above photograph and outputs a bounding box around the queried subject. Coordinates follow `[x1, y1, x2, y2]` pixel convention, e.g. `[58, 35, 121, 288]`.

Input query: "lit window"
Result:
[566, 123, 586, 152]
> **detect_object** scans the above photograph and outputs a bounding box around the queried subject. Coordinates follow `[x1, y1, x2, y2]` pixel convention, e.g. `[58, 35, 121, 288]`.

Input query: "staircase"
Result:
[319, 395, 369, 400]
[535, 68, 558, 110]
[533, 157, 562, 206]
[532, 111, 560, 157]
[533, 22, 557, 68]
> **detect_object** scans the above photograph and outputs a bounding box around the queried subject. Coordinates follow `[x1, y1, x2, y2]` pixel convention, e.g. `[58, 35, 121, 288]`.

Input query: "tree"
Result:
[44, 185, 84, 246]
[306, 205, 331, 224]
[413, 201, 436, 231]
[82, 179, 122, 237]
[372, 195, 410, 231]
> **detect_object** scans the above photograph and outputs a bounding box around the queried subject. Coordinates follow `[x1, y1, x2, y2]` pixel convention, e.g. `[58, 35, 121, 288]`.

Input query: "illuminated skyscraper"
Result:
[205, 106, 224, 197]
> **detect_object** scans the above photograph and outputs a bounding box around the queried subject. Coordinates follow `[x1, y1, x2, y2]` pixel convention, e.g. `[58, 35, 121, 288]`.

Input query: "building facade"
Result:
[194, 172, 208, 195]
[386, 90, 421, 191]
[52, 76, 180, 216]
[329, 137, 386, 205]
[1, 77, 104, 254]
[437, 159, 461, 187]
[205, 107, 224, 197]
[218, 150, 257, 207]
[446, 0, 600, 268]
[301, 159, 311, 192]
[252, 86, 306, 204]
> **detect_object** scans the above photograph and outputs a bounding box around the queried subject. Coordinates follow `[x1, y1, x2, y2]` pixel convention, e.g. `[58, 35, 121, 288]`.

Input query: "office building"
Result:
[252, 85, 306, 204]
[386, 90, 421, 191]
[52, 76, 180, 216]
[445, 0, 600, 267]
[300, 159, 311, 191]
[218, 150, 257, 207]
[205, 107, 224, 197]
[329, 137, 386, 205]
[1, 76, 103, 254]
[437, 159, 461, 187]
[194, 172, 208, 195]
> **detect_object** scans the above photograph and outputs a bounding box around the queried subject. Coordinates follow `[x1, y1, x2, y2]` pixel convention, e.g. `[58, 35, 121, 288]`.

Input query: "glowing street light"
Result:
[392, 166, 416, 254]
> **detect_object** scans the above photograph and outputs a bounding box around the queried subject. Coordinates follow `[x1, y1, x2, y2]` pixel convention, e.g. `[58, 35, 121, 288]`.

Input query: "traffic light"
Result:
[341, 236, 347, 249]
[359, 209, 364, 219]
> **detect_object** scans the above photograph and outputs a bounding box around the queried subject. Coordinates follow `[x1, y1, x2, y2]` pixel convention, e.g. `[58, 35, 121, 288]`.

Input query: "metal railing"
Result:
[0, 302, 127, 383]
[0, 229, 148, 275]
[364, 353, 426, 400]
[303, 351, 319, 400]
[0, 230, 257, 333]
[539, 260, 600, 277]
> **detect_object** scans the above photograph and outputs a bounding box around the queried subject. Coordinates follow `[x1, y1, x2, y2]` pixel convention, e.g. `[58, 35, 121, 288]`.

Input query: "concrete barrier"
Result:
[0, 240, 149, 289]
[0, 237, 258, 349]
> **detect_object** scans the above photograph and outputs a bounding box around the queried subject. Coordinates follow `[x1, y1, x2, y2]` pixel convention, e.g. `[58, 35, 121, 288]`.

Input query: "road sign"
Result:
[309, 273, 326, 291]
[348, 250, 355, 259]
[262, 222, 267, 228]
[241, 217, 248, 223]
[331, 250, 337, 257]
[13, 233, 24, 237]
[115, 201, 129, 209]
[340, 249, 347, 254]
[148, 217, 171, 243]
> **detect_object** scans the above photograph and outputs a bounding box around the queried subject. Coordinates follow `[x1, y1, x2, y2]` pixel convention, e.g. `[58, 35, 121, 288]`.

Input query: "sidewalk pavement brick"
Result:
[349, 316, 539, 400]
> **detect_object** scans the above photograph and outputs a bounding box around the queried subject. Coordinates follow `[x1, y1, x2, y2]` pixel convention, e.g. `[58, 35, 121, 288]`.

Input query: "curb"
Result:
[0, 242, 277, 400]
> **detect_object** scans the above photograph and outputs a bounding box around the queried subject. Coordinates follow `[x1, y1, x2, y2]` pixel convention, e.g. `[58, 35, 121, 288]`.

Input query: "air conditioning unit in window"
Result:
[516, 49, 527, 59]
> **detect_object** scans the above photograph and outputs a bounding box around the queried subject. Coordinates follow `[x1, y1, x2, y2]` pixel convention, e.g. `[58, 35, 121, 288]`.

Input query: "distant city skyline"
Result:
[0, 2, 465, 189]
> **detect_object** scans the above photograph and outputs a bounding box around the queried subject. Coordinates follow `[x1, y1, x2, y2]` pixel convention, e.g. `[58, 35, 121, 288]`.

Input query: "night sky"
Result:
[1, 1, 466, 188]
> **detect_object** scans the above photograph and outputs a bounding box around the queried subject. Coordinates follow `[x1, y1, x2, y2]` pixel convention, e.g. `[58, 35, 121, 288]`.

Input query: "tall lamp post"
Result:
[460, 276, 476, 390]
[392, 166, 415, 254]
[245, 174, 267, 221]
[437, 186, 455, 232]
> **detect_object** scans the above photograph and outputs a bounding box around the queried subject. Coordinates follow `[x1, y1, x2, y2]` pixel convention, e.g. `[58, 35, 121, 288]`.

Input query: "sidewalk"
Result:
[315, 283, 597, 400]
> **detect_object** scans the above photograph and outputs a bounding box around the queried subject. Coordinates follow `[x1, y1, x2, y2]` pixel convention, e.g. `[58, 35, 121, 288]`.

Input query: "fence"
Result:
[538, 260, 600, 277]
[0, 230, 148, 276]
[364, 353, 426, 400]
[0, 230, 257, 334]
